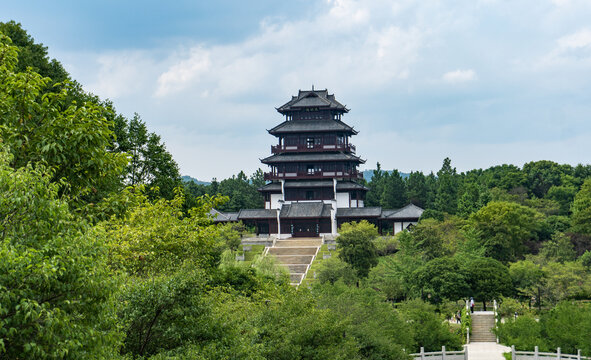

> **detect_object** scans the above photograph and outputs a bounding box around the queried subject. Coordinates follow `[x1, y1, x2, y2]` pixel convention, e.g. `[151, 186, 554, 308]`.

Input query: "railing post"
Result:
[577, 349, 581, 360]
[535, 346, 539, 360]
[512, 345, 516, 360]
[420, 346, 425, 360]
[442, 345, 446, 360]
[464, 345, 468, 360]
[557, 347, 561, 360]
[467, 327, 470, 344]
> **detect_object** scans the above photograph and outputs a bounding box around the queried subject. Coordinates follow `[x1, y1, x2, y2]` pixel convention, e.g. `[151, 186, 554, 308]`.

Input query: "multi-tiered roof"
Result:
[260, 89, 366, 195]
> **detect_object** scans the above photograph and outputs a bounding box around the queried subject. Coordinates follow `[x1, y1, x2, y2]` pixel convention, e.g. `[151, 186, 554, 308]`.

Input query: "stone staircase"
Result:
[266, 238, 322, 286]
[470, 312, 497, 342]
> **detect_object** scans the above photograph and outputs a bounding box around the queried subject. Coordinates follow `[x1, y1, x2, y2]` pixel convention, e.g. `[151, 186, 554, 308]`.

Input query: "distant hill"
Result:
[181, 175, 210, 186]
[363, 170, 410, 182]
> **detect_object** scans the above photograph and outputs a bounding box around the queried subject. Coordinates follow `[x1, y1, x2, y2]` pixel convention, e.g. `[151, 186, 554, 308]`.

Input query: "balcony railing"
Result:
[271, 143, 356, 154]
[264, 170, 363, 181]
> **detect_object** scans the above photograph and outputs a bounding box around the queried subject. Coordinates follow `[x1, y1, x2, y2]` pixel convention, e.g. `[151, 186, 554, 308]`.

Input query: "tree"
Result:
[337, 221, 379, 278]
[381, 169, 407, 208]
[509, 260, 545, 309]
[435, 157, 459, 214]
[98, 191, 227, 276]
[523, 160, 571, 198]
[0, 33, 127, 207]
[546, 185, 578, 215]
[470, 201, 543, 262]
[112, 113, 181, 200]
[457, 182, 484, 217]
[0, 147, 122, 359]
[539, 232, 576, 263]
[467, 257, 513, 309]
[397, 299, 463, 352]
[0, 21, 69, 84]
[572, 178, 591, 236]
[218, 170, 264, 211]
[415, 257, 470, 303]
[366, 162, 386, 207]
[406, 171, 428, 208]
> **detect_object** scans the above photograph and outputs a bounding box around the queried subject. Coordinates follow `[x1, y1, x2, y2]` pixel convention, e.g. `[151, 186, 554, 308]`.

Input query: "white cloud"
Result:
[442, 69, 477, 83]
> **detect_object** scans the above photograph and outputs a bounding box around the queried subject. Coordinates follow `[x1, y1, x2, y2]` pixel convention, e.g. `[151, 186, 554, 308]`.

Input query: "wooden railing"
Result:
[511, 346, 590, 360]
[264, 171, 363, 181]
[271, 143, 356, 154]
[410, 346, 467, 360]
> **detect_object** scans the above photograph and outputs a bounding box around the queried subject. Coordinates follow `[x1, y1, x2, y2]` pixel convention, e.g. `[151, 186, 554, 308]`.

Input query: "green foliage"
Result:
[380, 169, 408, 208]
[316, 257, 358, 286]
[373, 235, 399, 256]
[523, 160, 571, 198]
[313, 283, 413, 359]
[119, 267, 214, 358]
[496, 315, 546, 351]
[0, 148, 122, 359]
[467, 257, 513, 306]
[539, 232, 576, 263]
[0, 32, 127, 206]
[406, 170, 429, 208]
[397, 299, 463, 352]
[509, 260, 544, 304]
[470, 201, 543, 262]
[572, 178, 591, 236]
[0, 21, 69, 84]
[497, 302, 591, 355]
[435, 157, 459, 214]
[415, 257, 470, 303]
[113, 113, 181, 200]
[98, 191, 227, 276]
[337, 221, 379, 278]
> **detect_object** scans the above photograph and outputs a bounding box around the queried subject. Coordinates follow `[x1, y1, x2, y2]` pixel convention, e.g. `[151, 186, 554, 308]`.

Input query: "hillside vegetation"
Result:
[1, 22, 590, 359]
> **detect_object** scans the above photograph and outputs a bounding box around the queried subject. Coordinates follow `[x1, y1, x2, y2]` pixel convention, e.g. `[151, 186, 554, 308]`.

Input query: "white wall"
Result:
[336, 192, 350, 208]
[270, 193, 282, 209]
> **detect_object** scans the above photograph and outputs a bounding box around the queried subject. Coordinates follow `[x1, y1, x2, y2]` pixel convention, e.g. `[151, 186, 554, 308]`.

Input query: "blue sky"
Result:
[2, 0, 591, 180]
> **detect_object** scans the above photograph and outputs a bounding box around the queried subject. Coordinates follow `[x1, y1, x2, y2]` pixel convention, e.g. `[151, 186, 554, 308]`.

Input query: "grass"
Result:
[300, 244, 340, 287]
[237, 244, 265, 264]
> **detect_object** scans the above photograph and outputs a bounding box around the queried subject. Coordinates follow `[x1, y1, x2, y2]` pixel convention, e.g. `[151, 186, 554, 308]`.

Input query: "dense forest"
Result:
[1, 21, 591, 359]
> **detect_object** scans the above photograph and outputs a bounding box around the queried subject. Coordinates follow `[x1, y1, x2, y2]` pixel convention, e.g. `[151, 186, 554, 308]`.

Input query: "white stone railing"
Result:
[511, 346, 590, 360]
[410, 346, 467, 360]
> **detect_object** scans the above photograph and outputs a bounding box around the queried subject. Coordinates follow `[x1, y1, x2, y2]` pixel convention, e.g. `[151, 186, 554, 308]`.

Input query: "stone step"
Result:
[273, 255, 315, 264]
[275, 239, 322, 247]
[268, 247, 318, 255]
[283, 264, 308, 273]
[290, 273, 304, 284]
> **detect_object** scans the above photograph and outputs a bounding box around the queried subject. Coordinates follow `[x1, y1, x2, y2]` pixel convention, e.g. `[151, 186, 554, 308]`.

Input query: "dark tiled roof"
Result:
[258, 182, 282, 191]
[381, 204, 424, 219]
[284, 180, 333, 188]
[209, 209, 239, 222]
[261, 152, 365, 164]
[268, 119, 357, 135]
[336, 207, 382, 217]
[336, 181, 369, 191]
[280, 202, 332, 218]
[277, 89, 348, 113]
[238, 209, 278, 219]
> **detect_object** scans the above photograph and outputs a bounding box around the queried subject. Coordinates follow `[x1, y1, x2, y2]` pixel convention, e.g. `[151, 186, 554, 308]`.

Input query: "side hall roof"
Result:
[209, 209, 239, 222]
[238, 209, 278, 219]
[380, 204, 425, 219]
[277, 89, 348, 113]
[336, 207, 382, 218]
[268, 119, 357, 135]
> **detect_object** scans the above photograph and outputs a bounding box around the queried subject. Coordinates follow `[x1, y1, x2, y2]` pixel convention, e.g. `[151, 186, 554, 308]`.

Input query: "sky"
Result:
[2, 0, 591, 181]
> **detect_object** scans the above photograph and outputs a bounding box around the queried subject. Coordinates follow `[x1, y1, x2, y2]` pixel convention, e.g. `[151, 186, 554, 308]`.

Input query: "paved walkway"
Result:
[467, 342, 511, 360]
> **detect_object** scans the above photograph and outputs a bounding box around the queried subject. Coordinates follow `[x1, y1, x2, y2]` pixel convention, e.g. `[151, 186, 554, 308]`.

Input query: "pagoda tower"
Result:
[257, 88, 368, 237]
